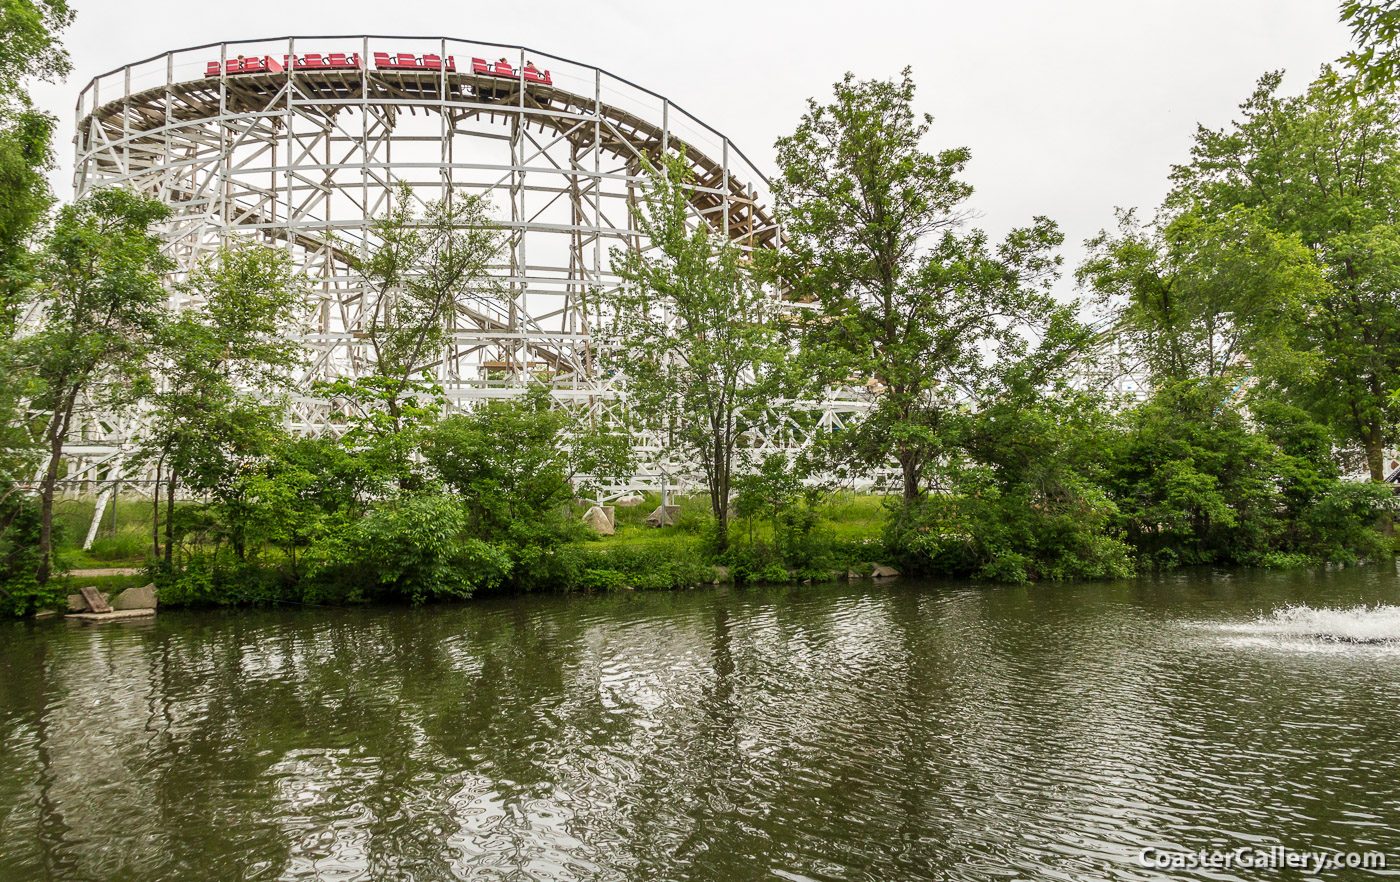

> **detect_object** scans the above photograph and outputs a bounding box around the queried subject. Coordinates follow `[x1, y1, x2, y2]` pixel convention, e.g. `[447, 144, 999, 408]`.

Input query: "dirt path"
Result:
[70, 567, 143, 577]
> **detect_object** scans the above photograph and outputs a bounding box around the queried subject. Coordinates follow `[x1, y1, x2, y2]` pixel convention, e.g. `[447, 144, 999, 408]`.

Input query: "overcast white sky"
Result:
[29, 0, 1356, 297]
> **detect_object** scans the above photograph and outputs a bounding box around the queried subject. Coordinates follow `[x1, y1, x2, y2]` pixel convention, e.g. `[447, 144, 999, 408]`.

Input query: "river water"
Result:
[3, 568, 1400, 881]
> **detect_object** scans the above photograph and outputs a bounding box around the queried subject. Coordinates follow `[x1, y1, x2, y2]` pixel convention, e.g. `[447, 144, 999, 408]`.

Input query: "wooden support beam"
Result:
[79, 585, 113, 614]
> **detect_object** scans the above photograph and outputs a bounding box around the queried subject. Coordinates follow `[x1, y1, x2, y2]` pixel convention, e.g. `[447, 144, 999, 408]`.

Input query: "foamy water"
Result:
[1210, 604, 1400, 651]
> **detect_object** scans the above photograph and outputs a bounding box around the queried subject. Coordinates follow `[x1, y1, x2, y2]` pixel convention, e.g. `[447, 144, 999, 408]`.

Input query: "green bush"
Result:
[567, 544, 714, 590]
[314, 495, 510, 604]
[0, 491, 64, 616]
[1109, 388, 1391, 568]
[576, 568, 627, 592]
[884, 477, 1135, 584]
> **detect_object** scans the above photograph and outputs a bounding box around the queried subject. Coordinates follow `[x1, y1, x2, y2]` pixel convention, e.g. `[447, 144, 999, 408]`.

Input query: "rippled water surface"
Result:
[4, 568, 1400, 880]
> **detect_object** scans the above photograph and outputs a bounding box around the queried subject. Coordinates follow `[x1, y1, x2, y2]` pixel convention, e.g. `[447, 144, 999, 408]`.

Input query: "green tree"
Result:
[601, 155, 787, 550]
[731, 453, 824, 562]
[1107, 384, 1279, 567]
[233, 436, 365, 584]
[0, 0, 74, 515]
[0, 486, 47, 615]
[0, 109, 57, 323]
[1078, 206, 1324, 387]
[422, 389, 632, 589]
[325, 183, 504, 489]
[1170, 69, 1400, 481]
[24, 188, 171, 585]
[0, 0, 72, 319]
[1105, 382, 1388, 567]
[1342, 0, 1400, 91]
[310, 494, 509, 605]
[768, 68, 1067, 501]
[141, 239, 306, 567]
[424, 389, 631, 538]
[883, 317, 1133, 583]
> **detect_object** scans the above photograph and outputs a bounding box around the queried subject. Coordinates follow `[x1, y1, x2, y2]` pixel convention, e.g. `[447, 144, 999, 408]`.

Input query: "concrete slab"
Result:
[67, 608, 157, 623]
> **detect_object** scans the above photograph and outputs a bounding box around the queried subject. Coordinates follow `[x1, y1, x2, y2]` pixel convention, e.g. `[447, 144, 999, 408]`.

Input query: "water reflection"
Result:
[2, 569, 1400, 880]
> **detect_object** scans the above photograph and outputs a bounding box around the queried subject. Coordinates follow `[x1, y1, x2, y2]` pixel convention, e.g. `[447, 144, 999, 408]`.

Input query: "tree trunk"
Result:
[36, 387, 80, 587]
[36, 425, 64, 587]
[163, 474, 176, 569]
[152, 458, 162, 563]
[900, 453, 921, 502]
[1364, 420, 1393, 535]
[708, 474, 729, 552]
[708, 431, 730, 552]
[1365, 421, 1387, 483]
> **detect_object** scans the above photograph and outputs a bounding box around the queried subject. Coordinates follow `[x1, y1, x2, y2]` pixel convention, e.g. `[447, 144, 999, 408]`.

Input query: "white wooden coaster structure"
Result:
[61, 35, 879, 523]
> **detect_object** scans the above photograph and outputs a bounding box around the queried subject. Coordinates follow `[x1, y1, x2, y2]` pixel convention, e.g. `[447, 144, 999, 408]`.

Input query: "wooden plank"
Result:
[79, 585, 112, 614]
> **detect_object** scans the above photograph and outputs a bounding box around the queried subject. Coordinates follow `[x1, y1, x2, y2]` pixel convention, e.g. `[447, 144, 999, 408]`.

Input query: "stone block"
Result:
[111, 583, 158, 610]
[871, 565, 901, 578]
[645, 504, 680, 527]
[583, 505, 615, 536]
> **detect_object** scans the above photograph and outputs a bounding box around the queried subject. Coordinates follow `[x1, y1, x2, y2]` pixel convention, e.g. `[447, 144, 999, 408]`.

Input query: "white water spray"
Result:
[1218, 604, 1400, 646]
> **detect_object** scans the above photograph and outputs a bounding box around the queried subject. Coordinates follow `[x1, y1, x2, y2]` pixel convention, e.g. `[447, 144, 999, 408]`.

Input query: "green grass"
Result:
[572, 490, 889, 551]
[817, 492, 888, 542]
[51, 495, 163, 569]
[576, 492, 716, 551]
[60, 572, 149, 594]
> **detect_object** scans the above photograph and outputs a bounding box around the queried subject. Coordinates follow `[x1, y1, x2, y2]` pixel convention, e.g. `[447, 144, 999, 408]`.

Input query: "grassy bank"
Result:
[35, 491, 896, 613]
[51, 494, 152, 570]
[29, 481, 1393, 618]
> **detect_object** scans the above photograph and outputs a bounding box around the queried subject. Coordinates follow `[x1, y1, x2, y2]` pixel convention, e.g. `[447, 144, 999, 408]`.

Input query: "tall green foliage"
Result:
[1106, 383, 1388, 567]
[1079, 206, 1323, 385]
[0, 2, 73, 603]
[326, 183, 503, 487]
[886, 354, 1135, 583]
[602, 155, 787, 550]
[1170, 69, 1400, 480]
[424, 389, 632, 537]
[0, 486, 47, 615]
[423, 389, 631, 589]
[141, 240, 306, 566]
[0, 0, 72, 321]
[25, 188, 171, 585]
[1343, 0, 1400, 90]
[769, 69, 1070, 500]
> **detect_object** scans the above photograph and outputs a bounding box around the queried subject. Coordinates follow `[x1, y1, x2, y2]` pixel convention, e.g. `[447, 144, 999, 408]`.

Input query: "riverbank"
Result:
[24, 486, 1396, 617]
[39, 491, 894, 612]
